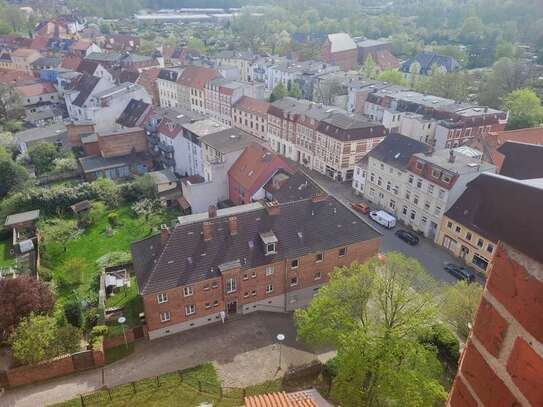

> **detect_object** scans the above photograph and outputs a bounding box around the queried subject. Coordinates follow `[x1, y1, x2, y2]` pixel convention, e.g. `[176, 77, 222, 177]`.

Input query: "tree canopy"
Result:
[295, 253, 447, 406]
[503, 88, 543, 130]
[441, 280, 483, 340]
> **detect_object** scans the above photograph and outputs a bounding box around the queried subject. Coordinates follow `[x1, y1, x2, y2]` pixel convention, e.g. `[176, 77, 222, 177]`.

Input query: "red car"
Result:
[351, 202, 370, 214]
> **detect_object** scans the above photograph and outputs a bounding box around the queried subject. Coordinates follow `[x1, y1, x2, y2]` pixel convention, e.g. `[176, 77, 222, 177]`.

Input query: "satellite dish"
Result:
[276, 333, 285, 341]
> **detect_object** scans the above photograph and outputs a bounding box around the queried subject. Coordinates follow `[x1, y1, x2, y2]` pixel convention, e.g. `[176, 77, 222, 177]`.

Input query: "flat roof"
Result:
[5, 210, 40, 226]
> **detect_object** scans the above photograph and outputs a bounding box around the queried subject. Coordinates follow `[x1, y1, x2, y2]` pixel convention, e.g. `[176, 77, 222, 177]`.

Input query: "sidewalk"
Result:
[0, 312, 327, 407]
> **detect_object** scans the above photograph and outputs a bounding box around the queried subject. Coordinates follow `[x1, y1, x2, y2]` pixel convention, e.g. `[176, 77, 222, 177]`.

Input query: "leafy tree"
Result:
[418, 323, 460, 366]
[9, 314, 80, 365]
[0, 84, 23, 123]
[52, 157, 77, 173]
[296, 253, 446, 406]
[38, 218, 78, 250]
[441, 280, 482, 340]
[376, 69, 408, 86]
[432, 44, 469, 67]
[187, 36, 206, 53]
[361, 54, 379, 80]
[269, 82, 288, 103]
[459, 16, 486, 44]
[503, 88, 543, 130]
[93, 178, 121, 208]
[132, 198, 163, 223]
[0, 147, 28, 198]
[287, 80, 302, 98]
[28, 143, 62, 174]
[495, 41, 518, 60]
[0, 276, 55, 341]
[415, 66, 470, 102]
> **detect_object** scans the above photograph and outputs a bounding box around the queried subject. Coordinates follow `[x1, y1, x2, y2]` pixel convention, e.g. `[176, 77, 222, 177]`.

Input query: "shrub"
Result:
[418, 323, 460, 366]
[107, 212, 118, 226]
[63, 297, 82, 328]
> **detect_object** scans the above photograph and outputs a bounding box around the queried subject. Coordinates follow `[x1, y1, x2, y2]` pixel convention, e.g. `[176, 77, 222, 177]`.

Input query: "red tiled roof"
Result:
[157, 119, 183, 139]
[11, 48, 38, 58]
[0, 69, 35, 85]
[244, 391, 317, 407]
[234, 96, 270, 114]
[29, 36, 49, 51]
[177, 65, 219, 90]
[471, 128, 543, 171]
[228, 143, 291, 191]
[61, 55, 83, 70]
[15, 81, 56, 97]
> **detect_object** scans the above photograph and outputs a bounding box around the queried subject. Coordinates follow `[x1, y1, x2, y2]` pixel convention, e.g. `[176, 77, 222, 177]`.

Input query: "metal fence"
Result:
[77, 370, 248, 407]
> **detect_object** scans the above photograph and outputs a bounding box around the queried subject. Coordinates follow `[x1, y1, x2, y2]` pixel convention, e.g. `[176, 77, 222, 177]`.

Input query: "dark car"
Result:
[444, 263, 476, 282]
[395, 229, 419, 245]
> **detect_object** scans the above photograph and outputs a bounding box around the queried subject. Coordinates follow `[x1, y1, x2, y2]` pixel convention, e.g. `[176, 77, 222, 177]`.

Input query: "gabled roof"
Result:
[116, 99, 152, 128]
[401, 52, 460, 74]
[177, 65, 219, 89]
[327, 33, 357, 53]
[11, 48, 38, 58]
[61, 54, 83, 70]
[31, 56, 62, 68]
[264, 171, 322, 204]
[498, 141, 543, 180]
[445, 173, 543, 264]
[132, 195, 380, 295]
[366, 133, 429, 170]
[76, 60, 101, 76]
[71, 74, 101, 107]
[228, 143, 291, 191]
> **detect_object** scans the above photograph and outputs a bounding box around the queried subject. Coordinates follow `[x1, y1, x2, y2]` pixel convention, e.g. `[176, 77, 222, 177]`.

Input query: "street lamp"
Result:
[276, 333, 285, 371]
[118, 316, 128, 349]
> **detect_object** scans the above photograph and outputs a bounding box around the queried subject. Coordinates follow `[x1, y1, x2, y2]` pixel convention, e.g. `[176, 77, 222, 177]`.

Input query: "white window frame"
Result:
[183, 286, 193, 297]
[159, 311, 171, 323]
[265, 265, 274, 276]
[157, 293, 168, 304]
[266, 284, 273, 294]
[226, 278, 237, 294]
[185, 304, 196, 316]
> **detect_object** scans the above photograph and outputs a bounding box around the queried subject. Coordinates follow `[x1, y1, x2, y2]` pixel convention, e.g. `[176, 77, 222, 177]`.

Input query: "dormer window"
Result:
[260, 231, 278, 256]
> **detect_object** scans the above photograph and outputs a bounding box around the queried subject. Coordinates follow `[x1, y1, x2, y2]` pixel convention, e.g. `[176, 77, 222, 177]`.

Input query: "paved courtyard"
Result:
[0, 313, 328, 407]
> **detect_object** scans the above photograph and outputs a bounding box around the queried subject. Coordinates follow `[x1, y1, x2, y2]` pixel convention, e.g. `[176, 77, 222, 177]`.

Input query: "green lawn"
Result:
[0, 238, 16, 268]
[106, 276, 143, 335]
[42, 203, 178, 301]
[53, 363, 283, 407]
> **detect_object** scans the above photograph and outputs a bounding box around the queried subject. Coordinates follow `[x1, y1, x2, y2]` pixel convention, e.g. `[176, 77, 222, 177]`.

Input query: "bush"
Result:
[90, 325, 108, 345]
[418, 323, 460, 366]
[64, 297, 82, 328]
[324, 356, 340, 377]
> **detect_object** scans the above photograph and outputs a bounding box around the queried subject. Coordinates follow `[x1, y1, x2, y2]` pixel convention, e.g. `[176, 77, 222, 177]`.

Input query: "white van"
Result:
[369, 210, 396, 229]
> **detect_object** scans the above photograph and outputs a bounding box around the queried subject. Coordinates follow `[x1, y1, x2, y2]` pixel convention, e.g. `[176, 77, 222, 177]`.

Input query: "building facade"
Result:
[132, 196, 381, 339]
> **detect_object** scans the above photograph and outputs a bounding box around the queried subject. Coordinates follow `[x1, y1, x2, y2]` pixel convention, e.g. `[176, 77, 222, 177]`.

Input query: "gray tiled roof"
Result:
[132, 196, 381, 295]
[367, 133, 429, 170]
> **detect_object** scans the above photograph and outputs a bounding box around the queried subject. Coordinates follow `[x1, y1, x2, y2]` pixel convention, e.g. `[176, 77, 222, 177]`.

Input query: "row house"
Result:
[176, 65, 220, 114]
[0, 48, 41, 73]
[232, 96, 270, 141]
[131, 195, 381, 339]
[268, 97, 387, 181]
[358, 133, 495, 239]
[362, 86, 508, 149]
[157, 68, 181, 108]
[204, 79, 265, 126]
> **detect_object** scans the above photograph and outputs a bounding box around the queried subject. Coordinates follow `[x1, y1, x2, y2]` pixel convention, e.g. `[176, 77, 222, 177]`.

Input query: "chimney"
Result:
[265, 200, 280, 216]
[208, 205, 217, 218]
[228, 216, 238, 236]
[449, 149, 455, 163]
[160, 224, 170, 243]
[202, 221, 213, 241]
[311, 192, 328, 203]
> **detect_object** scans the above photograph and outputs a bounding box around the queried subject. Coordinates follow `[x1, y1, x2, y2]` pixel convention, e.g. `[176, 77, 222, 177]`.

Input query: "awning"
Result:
[177, 196, 191, 210]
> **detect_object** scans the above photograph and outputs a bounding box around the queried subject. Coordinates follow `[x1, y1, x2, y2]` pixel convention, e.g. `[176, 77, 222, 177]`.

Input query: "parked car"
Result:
[444, 263, 476, 282]
[351, 202, 370, 214]
[369, 210, 396, 229]
[395, 229, 419, 245]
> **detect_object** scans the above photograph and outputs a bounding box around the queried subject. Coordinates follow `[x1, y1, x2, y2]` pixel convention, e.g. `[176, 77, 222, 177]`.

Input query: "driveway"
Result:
[0, 313, 326, 407]
[293, 164, 484, 285]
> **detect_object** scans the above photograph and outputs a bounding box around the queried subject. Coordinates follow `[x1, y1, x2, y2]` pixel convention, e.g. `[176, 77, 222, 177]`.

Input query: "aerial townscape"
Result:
[0, 0, 542, 406]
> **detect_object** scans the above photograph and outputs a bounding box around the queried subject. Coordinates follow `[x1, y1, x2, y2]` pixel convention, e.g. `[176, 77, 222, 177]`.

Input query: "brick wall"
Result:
[5, 355, 75, 388]
[447, 242, 543, 406]
[98, 129, 147, 158]
[66, 123, 96, 147]
[103, 328, 136, 349]
[143, 237, 381, 335]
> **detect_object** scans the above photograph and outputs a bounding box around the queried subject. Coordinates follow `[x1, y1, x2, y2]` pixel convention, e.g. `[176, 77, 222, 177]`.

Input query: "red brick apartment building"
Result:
[132, 195, 381, 339]
[447, 174, 543, 406]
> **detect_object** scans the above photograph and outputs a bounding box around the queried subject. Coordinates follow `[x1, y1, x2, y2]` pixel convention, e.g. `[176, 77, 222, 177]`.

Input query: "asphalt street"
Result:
[294, 164, 483, 285]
